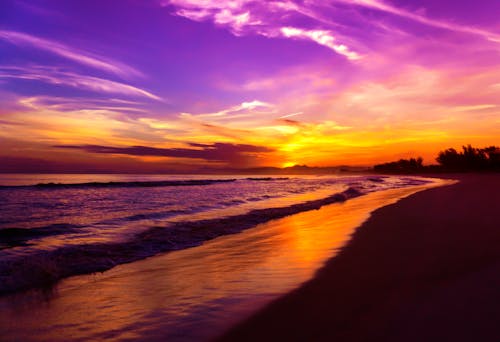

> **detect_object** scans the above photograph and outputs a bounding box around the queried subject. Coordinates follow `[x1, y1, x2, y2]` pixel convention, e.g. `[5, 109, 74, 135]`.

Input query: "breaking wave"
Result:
[0, 187, 363, 295]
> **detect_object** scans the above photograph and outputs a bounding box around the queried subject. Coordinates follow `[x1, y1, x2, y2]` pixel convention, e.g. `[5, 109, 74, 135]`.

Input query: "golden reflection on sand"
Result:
[0, 180, 451, 341]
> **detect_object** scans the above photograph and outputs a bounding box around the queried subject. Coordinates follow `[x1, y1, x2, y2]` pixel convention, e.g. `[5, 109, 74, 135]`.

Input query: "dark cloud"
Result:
[278, 119, 304, 126]
[54, 142, 274, 165]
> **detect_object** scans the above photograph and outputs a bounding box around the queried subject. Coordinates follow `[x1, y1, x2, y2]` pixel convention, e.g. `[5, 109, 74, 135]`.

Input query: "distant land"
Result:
[201, 165, 371, 175]
[0, 162, 370, 175]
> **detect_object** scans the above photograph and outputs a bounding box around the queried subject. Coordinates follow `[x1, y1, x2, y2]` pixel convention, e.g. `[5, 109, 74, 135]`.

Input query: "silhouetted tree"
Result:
[373, 157, 424, 173]
[483, 146, 500, 170]
[436, 145, 499, 171]
[374, 145, 499, 173]
[436, 148, 461, 169]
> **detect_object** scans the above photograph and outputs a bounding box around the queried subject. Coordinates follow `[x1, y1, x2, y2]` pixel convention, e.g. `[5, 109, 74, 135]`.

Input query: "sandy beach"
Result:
[219, 174, 500, 341]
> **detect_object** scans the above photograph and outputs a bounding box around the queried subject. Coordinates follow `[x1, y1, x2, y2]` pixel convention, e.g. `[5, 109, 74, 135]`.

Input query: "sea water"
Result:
[0, 174, 441, 341]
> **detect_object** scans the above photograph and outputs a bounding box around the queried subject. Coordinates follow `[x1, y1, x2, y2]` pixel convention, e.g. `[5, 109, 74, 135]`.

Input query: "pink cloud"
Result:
[163, 0, 361, 59]
[163, 0, 499, 66]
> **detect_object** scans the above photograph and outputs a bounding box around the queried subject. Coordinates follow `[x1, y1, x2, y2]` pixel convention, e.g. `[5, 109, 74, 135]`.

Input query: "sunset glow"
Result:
[1, 0, 499, 172]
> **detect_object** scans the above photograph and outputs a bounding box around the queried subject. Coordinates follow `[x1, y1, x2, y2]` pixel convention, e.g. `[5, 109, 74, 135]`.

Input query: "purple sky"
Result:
[0, 0, 499, 171]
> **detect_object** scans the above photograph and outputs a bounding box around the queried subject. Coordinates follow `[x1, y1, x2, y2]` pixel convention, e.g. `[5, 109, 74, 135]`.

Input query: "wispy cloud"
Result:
[0, 66, 161, 100]
[181, 100, 275, 119]
[451, 104, 497, 112]
[279, 112, 303, 119]
[331, 0, 500, 42]
[15, 95, 148, 113]
[163, 0, 499, 64]
[163, 0, 362, 59]
[0, 30, 144, 78]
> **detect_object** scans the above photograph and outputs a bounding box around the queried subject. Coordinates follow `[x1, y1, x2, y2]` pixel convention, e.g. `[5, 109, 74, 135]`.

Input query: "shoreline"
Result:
[0, 186, 367, 295]
[0, 179, 445, 341]
[0, 176, 429, 296]
[218, 174, 500, 341]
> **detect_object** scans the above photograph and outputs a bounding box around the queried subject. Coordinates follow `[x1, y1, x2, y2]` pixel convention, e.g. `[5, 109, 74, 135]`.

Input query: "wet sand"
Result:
[219, 174, 500, 342]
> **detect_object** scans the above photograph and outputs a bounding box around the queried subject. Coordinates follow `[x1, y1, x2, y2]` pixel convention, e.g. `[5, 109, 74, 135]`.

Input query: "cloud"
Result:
[13, 95, 148, 113]
[55, 142, 274, 165]
[0, 94, 269, 157]
[309, 66, 500, 138]
[163, 0, 361, 59]
[165, 0, 256, 33]
[0, 96, 187, 151]
[216, 64, 340, 100]
[180, 99, 274, 119]
[332, 0, 500, 42]
[0, 30, 143, 78]
[0, 66, 161, 100]
[271, 119, 352, 134]
[198, 122, 254, 140]
[163, 0, 499, 65]
[279, 112, 303, 119]
[280, 27, 361, 60]
[452, 104, 497, 112]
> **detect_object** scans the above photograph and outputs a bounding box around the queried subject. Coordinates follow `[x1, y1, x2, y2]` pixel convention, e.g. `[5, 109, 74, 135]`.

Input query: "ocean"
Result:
[0, 173, 441, 341]
[1, 174, 428, 259]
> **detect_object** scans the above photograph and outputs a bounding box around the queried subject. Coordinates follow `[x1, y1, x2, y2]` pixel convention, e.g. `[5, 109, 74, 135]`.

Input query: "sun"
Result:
[282, 162, 296, 168]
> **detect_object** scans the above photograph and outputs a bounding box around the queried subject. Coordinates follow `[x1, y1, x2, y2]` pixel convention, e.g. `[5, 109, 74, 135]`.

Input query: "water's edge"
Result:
[212, 177, 458, 340]
[0, 178, 454, 342]
[0, 186, 363, 295]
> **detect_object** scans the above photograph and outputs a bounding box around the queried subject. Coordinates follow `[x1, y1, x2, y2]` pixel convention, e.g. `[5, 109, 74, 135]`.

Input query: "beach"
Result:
[1, 174, 498, 341]
[219, 174, 500, 341]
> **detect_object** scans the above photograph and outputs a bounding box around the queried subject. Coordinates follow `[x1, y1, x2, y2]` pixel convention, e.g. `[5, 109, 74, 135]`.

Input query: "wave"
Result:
[1, 178, 238, 189]
[367, 177, 386, 183]
[0, 177, 294, 190]
[0, 187, 363, 295]
[0, 223, 82, 249]
[246, 177, 289, 181]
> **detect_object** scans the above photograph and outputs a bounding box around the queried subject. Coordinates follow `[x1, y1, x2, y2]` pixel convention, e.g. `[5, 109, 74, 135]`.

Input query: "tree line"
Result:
[373, 145, 500, 173]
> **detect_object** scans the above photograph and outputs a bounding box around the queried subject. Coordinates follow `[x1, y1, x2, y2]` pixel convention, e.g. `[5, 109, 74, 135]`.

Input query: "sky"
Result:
[0, 0, 499, 172]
